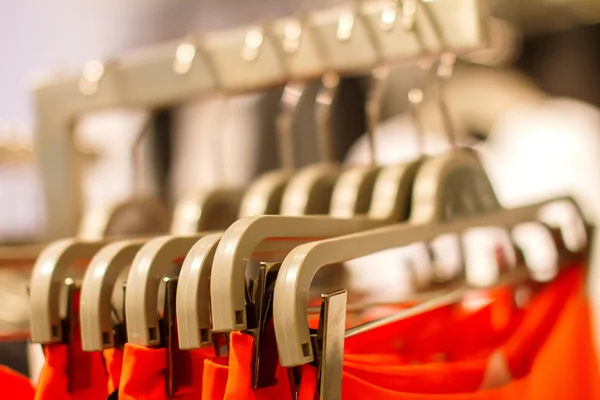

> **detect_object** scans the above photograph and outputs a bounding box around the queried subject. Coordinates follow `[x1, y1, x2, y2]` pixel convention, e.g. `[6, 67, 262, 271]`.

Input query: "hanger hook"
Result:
[405, 0, 457, 151]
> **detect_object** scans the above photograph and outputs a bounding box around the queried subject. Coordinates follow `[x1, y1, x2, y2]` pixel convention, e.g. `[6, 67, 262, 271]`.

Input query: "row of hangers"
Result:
[27, 2, 592, 399]
[34, 0, 486, 240]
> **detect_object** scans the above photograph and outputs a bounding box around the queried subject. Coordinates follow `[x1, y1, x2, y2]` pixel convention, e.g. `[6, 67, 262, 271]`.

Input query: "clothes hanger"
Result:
[207, 3, 440, 334]
[174, 82, 309, 349]
[29, 239, 111, 344]
[271, 2, 590, 371]
[170, 44, 247, 234]
[124, 234, 216, 345]
[79, 239, 147, 351]
[279, 73, 342, 215]
[271, 154, 588, 366]
[237, 82, 305, 217]
[77, 109, 171, 240]
[327, 0, 391, 219]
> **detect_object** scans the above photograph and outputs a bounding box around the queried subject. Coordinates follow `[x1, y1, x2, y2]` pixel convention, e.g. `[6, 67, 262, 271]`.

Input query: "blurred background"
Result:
[1, 0, 600, 380]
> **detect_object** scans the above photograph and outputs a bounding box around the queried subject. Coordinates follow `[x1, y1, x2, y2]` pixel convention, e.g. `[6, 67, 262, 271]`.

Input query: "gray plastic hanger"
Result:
[175, 233, 222, 349]
[238, 82, 305, 218]
[272, 147, 587, 366]
[270, 2, 585, 366]
[29, 239, 110, 343]
[124, 234, 214, 346]
[171, 188, 244, 234]
[279, 73, 342, 216]
[79, 239, 147, 351]
[78, 197, 171, 240]
[207, 5, 439, 333]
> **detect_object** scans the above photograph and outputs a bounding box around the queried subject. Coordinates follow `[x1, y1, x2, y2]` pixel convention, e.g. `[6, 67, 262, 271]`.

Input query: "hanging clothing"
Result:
[103, 348, 124, 394]
[297, 265, 600, 399]
[34, 343, 108, 400]
[201, 332, 294, 400]
[0, 365, 34, 400]
[34, 289, 109, 400]
[118, 344, 213, 399]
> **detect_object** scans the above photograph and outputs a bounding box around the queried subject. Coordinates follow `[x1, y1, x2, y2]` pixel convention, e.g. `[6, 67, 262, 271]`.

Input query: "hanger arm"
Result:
[30, 239, 110, 343]
[125, 234, 210, 346]
[273, 196, 583, 366]
[210, 215, 384, 332]
[176, 233, 222, 349]
[79, 239, 147, 351]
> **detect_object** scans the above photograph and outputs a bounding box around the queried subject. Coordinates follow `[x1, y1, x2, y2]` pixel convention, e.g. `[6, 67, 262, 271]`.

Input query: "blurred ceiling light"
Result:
[337, 11, 355, 42]
[173, 40, 196, 75]
[242, 28, 264, 61]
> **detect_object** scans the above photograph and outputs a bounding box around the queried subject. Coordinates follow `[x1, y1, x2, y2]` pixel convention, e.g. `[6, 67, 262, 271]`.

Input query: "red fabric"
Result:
[202, 332, 295, 400]
[202, 356, 229, 400]
[223, 332, 293, 400]
[297, 266, 600, 399]
[0, 365, 35, 399]
[103, 348, 123, 393]
[34, 343, 108, 400]
[34, 288, 109, 400]
[118, 344, 213, 400]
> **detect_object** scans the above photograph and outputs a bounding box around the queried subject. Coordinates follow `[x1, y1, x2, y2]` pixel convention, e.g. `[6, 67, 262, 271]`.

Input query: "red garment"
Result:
[344, 269, 581, 393]
[103, 348, 123, 393]
[202, 332, 294, 400]
[34, 343, 108, 400]
[0, 365, 35, 399]
[118, 344, 213, 399]
[202, 356, 229, 400]
[298, 266, 600, 399]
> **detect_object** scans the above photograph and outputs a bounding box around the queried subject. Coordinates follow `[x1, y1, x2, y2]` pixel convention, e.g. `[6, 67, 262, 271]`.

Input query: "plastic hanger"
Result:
[79, 239, 147, 351]
[207, 4, 430, 333]
[124, 234, 217, 345]
[171, 188, 244, 234]
[279, 73, 342, 216]
[170, 50, 250, 234]
[272, 148, 587, 367]
[237, 82, 305, 217]
[29, 239, 110, 344]
[78, 197, 171, 240]
[176, 233, 222, 349]
[270, 5, 587, 366]
[77, 117, 171, 240]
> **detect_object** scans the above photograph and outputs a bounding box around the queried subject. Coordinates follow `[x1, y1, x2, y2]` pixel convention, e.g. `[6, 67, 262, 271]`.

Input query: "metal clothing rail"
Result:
[33, 0, 489, 240]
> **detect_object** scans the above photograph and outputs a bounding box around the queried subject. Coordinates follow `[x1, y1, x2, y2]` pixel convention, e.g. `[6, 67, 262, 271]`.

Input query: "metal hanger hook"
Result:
[405, 0, 457, 151]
